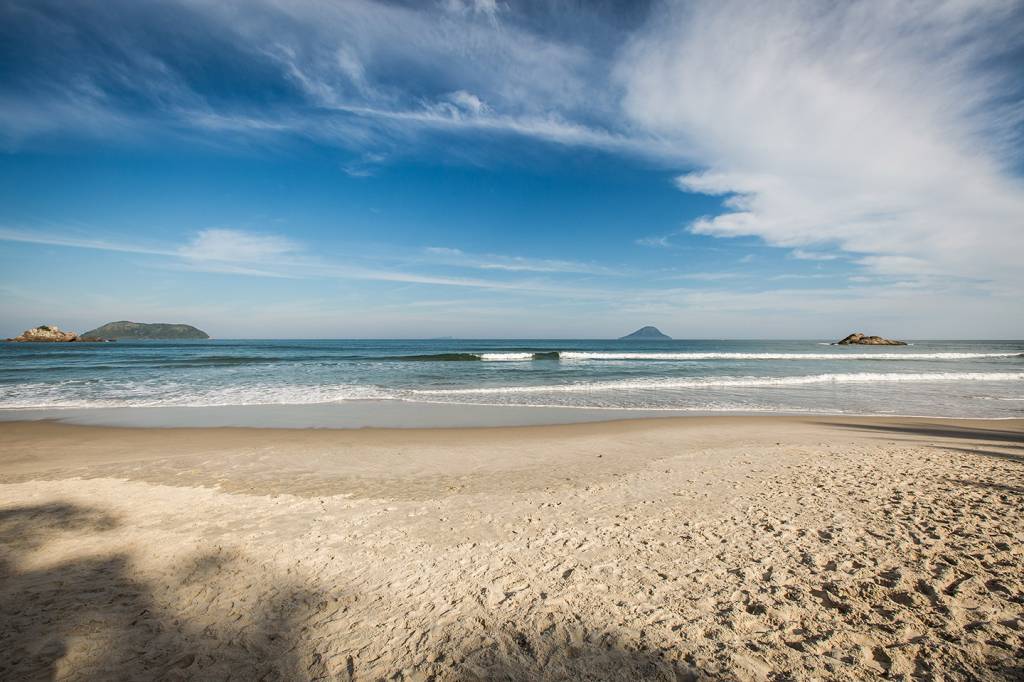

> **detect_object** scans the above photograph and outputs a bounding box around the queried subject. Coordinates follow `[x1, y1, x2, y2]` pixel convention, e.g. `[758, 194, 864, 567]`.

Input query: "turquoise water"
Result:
[1, 339, 1023, 418]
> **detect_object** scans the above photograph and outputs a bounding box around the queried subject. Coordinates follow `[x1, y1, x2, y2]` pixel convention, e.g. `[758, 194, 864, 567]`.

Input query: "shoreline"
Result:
[2, 399, 1022, 430]
[2, 413, 1021, 479]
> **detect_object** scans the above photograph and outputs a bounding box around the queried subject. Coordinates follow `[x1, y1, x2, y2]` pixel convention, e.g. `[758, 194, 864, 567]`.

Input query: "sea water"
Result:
[1, 339, 1022, 422]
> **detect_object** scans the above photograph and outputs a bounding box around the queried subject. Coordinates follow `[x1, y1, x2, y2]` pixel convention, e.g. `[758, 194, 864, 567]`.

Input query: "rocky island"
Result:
[834, 332, 907, 346]
[4, 325, 116, 342]
[81, 321, 210, 340]
[619, 326, 672, 340]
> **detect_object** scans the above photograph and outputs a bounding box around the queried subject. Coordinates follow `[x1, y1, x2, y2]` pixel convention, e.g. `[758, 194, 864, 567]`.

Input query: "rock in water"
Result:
[81, 321, 210, 340]
[835, 332, 907, 346]
[6, 325, 80, 342]
[619, 326, 672, 340]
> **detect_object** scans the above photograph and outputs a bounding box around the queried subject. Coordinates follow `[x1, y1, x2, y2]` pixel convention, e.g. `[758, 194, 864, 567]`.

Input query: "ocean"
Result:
[1, 339, 1022, 423]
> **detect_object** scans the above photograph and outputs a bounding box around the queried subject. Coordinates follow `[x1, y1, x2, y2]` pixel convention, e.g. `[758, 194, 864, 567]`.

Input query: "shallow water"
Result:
[1, 339, 1022, 419]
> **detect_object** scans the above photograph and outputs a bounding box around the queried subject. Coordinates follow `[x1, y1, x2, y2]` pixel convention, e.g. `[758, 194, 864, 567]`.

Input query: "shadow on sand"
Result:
[823, 420, 1024, 464]
[0, 502, 709, 681]
[0, 503, 326, 681]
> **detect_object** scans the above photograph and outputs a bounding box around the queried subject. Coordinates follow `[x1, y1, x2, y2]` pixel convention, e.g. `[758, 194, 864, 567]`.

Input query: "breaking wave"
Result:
[409, 372, 1024, 396]
[382, 351, 1021, 362]
[0, 381, 394, 409]
[556, 352, 1022, 361]
[391, 351, 563, 361]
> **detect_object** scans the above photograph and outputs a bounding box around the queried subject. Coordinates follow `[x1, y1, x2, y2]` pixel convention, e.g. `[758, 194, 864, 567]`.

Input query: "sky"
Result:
[1, 0, 1023, 339]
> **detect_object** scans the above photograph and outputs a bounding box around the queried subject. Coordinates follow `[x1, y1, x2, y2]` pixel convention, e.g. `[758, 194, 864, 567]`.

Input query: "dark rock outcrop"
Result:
[834, 332, 907, 346]
[619, 326, 672, 341]
[81, 321, 209, 340]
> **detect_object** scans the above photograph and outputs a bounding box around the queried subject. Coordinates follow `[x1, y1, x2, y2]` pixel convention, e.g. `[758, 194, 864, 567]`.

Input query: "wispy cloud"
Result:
[0, 227, 178, 257]
[418, 246, 619, 275]
[790, 249, 839, 262]
[424, 246, 463, 256]
[341, 152, 388, 178]
[0, 0, 660, 158]
[0, 227, 622, 297]
[635, 234, 673, 248]
[178, 229, 301, 262]
[668, 271, 742, 282]
[618, 0, 1024, 288]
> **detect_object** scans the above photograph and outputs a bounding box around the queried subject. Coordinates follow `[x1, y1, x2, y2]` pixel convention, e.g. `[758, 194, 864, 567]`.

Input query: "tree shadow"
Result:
[930, 444, 1024, 465]
[0, 502, 322, 681]
[944, 477, 1024, 496]
[823, 421, 1024, 463]
[823, 421, 1024, 445]
[0, 501, 724, 681]
[0, 502, 117, 550]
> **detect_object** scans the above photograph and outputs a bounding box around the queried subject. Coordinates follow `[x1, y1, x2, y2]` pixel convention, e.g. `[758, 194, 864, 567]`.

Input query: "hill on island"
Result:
[81, 321, 209, 340]
[619, 326, 672, 340]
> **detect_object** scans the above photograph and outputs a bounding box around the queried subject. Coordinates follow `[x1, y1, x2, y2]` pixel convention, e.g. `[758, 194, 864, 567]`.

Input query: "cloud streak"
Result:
[3, 223, 1021, 337]
[0, 228, 179, 257]
[0, 227, 623, 298]
[417, 246, 620, 275]
[177, 229, 302, 262]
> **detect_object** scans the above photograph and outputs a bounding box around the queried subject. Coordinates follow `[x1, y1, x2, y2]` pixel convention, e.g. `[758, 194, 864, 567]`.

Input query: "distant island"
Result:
[81, 321, 210, 340]
[619, 326, 672, 340]
[834, 332, 906, 346]
[5, 325, 106, 343]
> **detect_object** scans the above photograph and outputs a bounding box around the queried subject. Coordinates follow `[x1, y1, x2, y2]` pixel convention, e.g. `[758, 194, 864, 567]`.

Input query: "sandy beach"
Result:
[1, 416, 1022, 681]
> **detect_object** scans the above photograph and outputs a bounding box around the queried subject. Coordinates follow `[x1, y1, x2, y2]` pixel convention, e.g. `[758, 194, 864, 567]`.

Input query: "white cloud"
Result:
[855, 255, 936, 277]
[238, 0, 635, 151]
[308, 99, 654, 155]
[424, 246, 464, 256]
[2, 0, 644, 156]
[635, 234, 673, 248]
[443, 0, 500, 20]
[670, 272, 741, 282]
[446, 90, 488, 117]
[342, 152, 388, 177]
[791, 249, 839, 262]
[618, 0, 1024, 289]
[177, 229, 301, 262]
[420, 245, 616, 275]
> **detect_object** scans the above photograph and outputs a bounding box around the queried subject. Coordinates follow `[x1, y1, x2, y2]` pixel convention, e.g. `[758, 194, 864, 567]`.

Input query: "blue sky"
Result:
[1, 0, 1023, 338]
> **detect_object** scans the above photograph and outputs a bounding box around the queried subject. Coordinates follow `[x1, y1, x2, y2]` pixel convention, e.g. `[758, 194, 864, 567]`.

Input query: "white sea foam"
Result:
[390, 349, 1024, 362]
[554, 351, 1020, 361]
[2, 372, 1021, 411]
[467, 351, 1021, 361]
[0, 381, 394, 409]
[409, 372, 1024, 395]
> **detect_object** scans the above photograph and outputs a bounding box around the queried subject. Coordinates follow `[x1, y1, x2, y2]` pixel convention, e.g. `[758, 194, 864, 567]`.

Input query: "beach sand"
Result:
[1, 416, 1022, 680]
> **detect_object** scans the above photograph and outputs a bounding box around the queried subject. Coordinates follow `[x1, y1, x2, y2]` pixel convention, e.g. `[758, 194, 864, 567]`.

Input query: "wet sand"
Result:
[1, 416, 1022, 680]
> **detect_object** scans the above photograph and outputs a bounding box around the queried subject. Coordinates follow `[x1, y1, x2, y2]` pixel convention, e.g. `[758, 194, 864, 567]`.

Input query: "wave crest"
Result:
[382, 350, 1021, 362]
[410, 372, 1024, 395]
[558, 352, 1021, 361]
